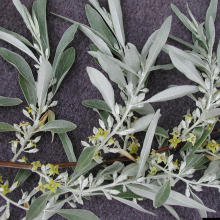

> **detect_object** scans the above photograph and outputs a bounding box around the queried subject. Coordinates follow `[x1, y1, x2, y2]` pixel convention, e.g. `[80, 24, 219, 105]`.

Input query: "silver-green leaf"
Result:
[40, 120, 77, 133]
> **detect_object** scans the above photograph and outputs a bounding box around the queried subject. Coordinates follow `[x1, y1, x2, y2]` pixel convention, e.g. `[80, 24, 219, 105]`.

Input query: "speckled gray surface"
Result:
[0, 0, 219, 219]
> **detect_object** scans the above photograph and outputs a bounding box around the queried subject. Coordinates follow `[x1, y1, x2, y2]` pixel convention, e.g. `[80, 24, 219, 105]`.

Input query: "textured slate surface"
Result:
[0, 0, 219, 219]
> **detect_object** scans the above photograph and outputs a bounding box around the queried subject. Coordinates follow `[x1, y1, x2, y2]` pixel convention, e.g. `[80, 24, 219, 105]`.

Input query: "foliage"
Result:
[0, 0, 219, 219]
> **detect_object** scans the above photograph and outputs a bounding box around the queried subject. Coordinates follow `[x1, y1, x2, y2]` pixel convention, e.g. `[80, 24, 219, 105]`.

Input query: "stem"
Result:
[11, 110, 42, 162]
[0, 193, 28, 211]
[155, 163, 220, 190]
[97, 104, 132, 151]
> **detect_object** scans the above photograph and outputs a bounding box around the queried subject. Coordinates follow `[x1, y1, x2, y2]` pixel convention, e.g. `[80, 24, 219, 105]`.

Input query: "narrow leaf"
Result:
[87, 67, 115, 111]
[86, 4, 117, 46]
[13, 169, 32, 186]
[0, 48, 35, 86]
[155, 126, 169, 138]
[143, 16, 171, 81]
[0, 31, 38, 63]
[97, 52, 127, 87]
[169, 51, 205, 87]
[19, 74, 37, 105]
[52, 47, 75, 95]
[0, 96, 22, 107]
[171, 4, 196, 33]
[163, 205, 181, 220]
[80, 25, 112, 56]
[191, 125, 214, 154]
[112, 196, 155, 216]
[0, 122, 18, 132]
[108, 0, 125, 47]
[0, 27, 33, 48]
[75, 146, 97, 172]
[32, 0, 50, 56]
[82, 99, 111, 112]
[53, 24, 78, 69]
[137, 110, 161, 177]
[37, 59, 53, 108]
[58, 209, 100, 220]
[146, 85, 199, 103]
[154, 180, 171, 207]
[40, 120, 77, 133]
[58, 133, 76, 162]
[26, 193, 52, 220]
[205, 0, 218, 39]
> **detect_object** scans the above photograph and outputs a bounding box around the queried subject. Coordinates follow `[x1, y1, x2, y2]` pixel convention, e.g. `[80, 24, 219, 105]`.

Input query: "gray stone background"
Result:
[0, 0, 219, 219]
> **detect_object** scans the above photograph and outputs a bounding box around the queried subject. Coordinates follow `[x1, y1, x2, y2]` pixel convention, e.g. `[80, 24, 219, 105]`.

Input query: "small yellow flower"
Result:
[129, 141, 140, 155]
[1, 182, 10, 196]
[108, 137, 116, 145]
[148, 166, 158, 175]
[19, 121, 30, 127]
[151, 150, 156, 155]
[25, 106, 33, 114]
[169, 135, 181, 148]
[170, 127, 181, 137]
[93, 150, 101, 160]
[31, 161, 42, 171]
[0, 174, 3, 183]
[156, 153, 168, 164]
[186, 133, 196, 146]
[206, 140, 219, 153]
[9, 140, 19, 148]
[48, 164, 59, 176]
[36, 181, 46, 193]
[183, 114, 193, 123]
[28, 140, 36, 148]
[22, 156, 28, 164]
[45, 178, 61, 193]
[172, 159, 180, 170]
[94, 128, 109, 139]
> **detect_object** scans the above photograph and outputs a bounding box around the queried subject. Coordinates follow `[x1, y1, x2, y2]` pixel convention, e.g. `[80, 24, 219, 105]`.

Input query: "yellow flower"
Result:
[108, 137, 116, 145]
[186, 133, 196, 146]
[1, 182, 10, 196]
[156, 153, 168, 164]
[19, 121, 30, 127]
[93, 150, 101, 160]
[48, 164, 59, 176]
[94, 128, 109, 139]
[183, 114, 193, 123]
[169, 135, 181, 148]
[170, 127, 181, 137]
[22, 156, 28, 164]
[25, 106, 33, 114]
[148, 166, 158, 175]
[0, 174, 2, 183]
[129, 141, 140, 155]
[206, 140, 219, 153]
[45, 178, 61, 193]
[9, 140, 19, 148]
[31, 161, 42, 171]
[151, 150, 156, 155]
[28, 140, 36, 148]
[172, 159, 180, 170]
[36, 181, 46, 193]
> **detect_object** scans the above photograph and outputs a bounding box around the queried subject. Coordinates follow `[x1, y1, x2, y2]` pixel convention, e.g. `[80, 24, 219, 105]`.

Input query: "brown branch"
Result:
[0, 157, 131, 170]
[0, 128, 218, 170]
